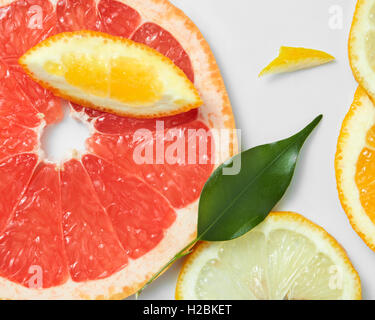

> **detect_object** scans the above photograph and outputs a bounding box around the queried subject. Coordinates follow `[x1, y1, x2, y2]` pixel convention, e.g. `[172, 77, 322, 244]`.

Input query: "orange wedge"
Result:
[19, 30, 203, 118]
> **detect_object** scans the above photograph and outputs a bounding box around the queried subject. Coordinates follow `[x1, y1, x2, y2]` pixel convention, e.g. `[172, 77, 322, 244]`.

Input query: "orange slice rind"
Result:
[259, 46, 335, 77]
[19, 30, 203, 118]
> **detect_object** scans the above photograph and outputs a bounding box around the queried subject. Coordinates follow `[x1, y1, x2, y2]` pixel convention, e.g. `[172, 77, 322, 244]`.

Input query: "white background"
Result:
[128, 0, 375, 300]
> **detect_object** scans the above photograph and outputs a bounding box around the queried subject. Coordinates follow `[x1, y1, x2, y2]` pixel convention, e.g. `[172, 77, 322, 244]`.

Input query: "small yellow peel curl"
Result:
[259, 46, 335, 77]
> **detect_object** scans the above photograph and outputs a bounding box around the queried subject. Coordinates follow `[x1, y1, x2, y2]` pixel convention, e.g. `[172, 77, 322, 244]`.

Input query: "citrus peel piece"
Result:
[259, 46, 335, 77]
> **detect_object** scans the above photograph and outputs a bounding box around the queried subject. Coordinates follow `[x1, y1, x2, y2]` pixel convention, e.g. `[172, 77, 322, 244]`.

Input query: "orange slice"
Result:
[349, 0, 375, 103]
[259, 46, 335, 77]
[19, 30, 203, 118]
[176, 212, 361, 300]
[336, 86, 375, 251]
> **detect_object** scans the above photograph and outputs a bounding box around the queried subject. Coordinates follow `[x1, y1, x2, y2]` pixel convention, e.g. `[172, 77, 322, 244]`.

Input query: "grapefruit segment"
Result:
[87, 120, 214, 209]
[132, 22, 195, 82]
[98, 0, 141, 38]
[10, 64, 63, 124]
[0, 163, 68, 288]
[0, 153, 38, 232]
[0, 0, 56, 62]
[60, 159, 128, 282]
[0, 59, 42, 128]
[92, 109, 198, 134]
[56, 0, 101, 32]
[82, 154, 176, 259]
[71, 102, 198, 134]
[0, 118, 38, 160]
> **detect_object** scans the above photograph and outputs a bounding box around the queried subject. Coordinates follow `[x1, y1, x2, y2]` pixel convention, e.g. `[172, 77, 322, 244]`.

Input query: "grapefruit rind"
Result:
[335, 87, 375, 251]
[176, 212, 362, 300]
[19, 30, 203, 119]
[0, 0, 237, 300]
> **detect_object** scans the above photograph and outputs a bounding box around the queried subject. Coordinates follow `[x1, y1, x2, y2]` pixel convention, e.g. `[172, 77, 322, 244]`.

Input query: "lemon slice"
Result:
[176, 212, 361, 300]
[349, 0, 375, 103]
[259, 47, 335, 77]
[19, 31, 202, 118]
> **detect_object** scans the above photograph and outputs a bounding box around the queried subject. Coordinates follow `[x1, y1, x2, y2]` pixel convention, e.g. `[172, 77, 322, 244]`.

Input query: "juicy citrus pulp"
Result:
[176, 212, 361, 300]
[336, 87, 375, 251]
[19, 30, 203, 118]
[259, 46, 335, 77]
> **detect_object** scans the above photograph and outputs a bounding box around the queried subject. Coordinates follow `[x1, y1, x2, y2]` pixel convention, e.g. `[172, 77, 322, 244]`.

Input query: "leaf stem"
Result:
[136, 237, 199, 297]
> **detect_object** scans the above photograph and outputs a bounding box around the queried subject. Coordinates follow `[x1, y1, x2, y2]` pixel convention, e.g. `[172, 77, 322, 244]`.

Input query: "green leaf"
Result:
[197, 115, 322, 241]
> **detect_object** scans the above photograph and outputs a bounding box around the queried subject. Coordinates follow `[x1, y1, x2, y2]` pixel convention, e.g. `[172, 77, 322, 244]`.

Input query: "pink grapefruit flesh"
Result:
[0, 163, 68, 288]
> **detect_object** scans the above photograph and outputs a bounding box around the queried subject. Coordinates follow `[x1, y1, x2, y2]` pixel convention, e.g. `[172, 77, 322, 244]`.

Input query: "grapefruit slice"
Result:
[0, 0, 236, 300]
[20, 31, 203, 118]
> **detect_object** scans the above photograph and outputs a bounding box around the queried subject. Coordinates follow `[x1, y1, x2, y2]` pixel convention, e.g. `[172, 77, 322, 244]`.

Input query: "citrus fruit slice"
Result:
[335, 86, 375, 251]
[259, 46, 334, 77]
[0, 0, 236, 300]
[349, 0, 375, 103]
[20, 30, 203, 118]
[176, 212, 361, 300]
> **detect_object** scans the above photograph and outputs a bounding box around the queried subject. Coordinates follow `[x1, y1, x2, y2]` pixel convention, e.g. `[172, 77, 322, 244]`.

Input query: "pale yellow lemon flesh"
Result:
[176, 212, 361, 300]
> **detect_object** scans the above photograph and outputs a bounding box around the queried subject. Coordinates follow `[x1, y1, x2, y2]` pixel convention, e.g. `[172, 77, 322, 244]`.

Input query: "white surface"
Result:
[42, 105, 90, 162]
[131, 0, 375, 300]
